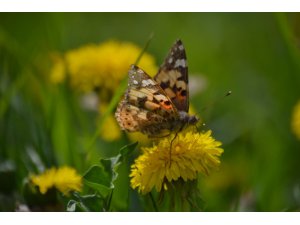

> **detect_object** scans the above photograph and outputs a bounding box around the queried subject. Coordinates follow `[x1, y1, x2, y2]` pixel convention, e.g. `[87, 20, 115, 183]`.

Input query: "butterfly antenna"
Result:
[191, 90, 231, 130]
[200, 90, 232, 112]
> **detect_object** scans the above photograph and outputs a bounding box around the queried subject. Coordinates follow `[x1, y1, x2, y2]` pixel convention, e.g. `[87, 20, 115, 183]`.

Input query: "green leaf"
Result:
[83, 141, 137, 197]
[86, 142, 136, 181]
[83, 165, 112, 197]
[67, 194, 104, 212]
[75, 142, 138, 210]
[67, 200, 79, 212]
[100, 142, 138, 182]
[119, 141, 138, 160]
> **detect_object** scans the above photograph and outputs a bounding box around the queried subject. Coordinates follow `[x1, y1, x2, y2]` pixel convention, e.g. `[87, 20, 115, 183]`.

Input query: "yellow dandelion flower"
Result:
[130, 130, 223, 194]
[292, 100, 300, 140]
[31, 168, 57, 194]
[30, 166, 82, 196]
[98, 103, 122, 141]
[53, 40, 157, 94]
[100, 114, 122, 141]
[54, 166, 82, 195]
[49, 53, 66, 84]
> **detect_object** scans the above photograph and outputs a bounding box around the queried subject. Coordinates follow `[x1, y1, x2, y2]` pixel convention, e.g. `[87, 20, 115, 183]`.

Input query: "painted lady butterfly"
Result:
[115, 39, 199, 137]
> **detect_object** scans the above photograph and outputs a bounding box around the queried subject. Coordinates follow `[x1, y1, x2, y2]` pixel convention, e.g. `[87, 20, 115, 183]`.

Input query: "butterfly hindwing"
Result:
[154, 39, 189, 112]
[115, 65, 179, 135]
[115, 98, 167, 133]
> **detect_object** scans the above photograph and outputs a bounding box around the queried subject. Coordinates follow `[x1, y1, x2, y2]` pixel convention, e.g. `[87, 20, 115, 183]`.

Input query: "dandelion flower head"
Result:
[130, 130, 224, 194]
[30, 166, 82, 196]
[50, 40, 158, 95]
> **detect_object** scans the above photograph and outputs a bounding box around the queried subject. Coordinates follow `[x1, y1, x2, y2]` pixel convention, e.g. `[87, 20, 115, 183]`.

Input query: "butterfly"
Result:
[115, 39, 199, 137]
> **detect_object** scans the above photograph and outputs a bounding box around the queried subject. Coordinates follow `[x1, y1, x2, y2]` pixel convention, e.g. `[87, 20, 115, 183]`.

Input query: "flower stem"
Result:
[149, 192, 159, 212]
[106, 189, 114, 211]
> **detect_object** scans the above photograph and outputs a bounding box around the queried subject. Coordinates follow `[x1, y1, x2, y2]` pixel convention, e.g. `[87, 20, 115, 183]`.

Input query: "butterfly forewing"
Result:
[154, 39, 189, 112]
[127, 65, 178, 116]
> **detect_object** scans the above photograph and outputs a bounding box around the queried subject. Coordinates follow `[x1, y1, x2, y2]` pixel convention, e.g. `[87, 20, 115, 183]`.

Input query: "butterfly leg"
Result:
[169, 132, 178, 167]
[168, 125, 185, 167]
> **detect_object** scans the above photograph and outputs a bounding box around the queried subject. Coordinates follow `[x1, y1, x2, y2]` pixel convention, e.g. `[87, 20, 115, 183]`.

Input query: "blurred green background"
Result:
[1, 13, 300, 211]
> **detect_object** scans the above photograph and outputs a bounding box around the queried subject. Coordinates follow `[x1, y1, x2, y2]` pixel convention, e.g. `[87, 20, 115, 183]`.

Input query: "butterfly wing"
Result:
[154, 39, 189, 112]
[115, 65, 178, 135]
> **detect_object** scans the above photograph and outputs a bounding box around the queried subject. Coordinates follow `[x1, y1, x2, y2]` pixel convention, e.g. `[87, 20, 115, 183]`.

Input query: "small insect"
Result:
[115, 39, 199, 137]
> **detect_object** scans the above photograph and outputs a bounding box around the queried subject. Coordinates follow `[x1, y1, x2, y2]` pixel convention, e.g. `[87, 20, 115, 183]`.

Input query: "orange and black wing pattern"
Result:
[154, 39, 189, 112]
[115, 65, 178, 135]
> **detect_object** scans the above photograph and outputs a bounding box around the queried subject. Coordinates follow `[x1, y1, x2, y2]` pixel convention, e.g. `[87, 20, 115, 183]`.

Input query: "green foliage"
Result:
[67, 142, 137, 211]
[67, 194, 105, 212]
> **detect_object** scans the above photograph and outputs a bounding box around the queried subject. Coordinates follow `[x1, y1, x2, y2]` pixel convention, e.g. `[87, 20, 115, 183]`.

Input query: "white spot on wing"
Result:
[142, 79, 155, 87]
[174, 59, 186, 68]
[178, 45, 184, 50]
[168, 57, 173, 64]
[133, 80, 138, 85]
